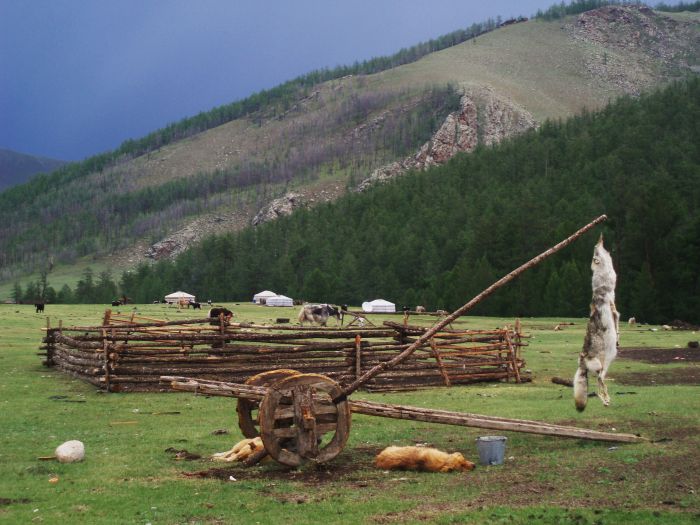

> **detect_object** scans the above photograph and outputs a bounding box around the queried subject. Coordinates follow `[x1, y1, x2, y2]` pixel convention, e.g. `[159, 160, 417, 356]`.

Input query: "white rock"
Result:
[55, 440, 85, 463]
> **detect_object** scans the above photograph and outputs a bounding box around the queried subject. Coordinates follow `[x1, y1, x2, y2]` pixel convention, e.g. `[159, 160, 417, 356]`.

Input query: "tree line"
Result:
[13, 268, 118, 305]
[117, 79, 700, 324]
[655, 1, 700, 12]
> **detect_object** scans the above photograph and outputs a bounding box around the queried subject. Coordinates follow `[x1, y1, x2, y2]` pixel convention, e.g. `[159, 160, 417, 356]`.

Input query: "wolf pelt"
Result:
[375, 446, 475, 473]
[574, 235, 620, 411]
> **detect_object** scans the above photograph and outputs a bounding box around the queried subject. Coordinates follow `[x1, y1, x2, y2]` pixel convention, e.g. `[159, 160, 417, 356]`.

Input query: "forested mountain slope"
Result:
[0, 149, 67, 192]
[122, 79, 700, 324]
[1, 5, 698, 289]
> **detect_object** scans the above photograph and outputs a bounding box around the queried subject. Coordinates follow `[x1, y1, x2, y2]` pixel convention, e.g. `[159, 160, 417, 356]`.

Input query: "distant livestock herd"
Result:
[26, 300, 445, 328]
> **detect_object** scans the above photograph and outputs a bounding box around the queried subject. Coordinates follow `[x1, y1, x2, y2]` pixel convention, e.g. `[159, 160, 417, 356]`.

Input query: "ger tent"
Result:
[265, 294, 294, 307]
[165, 291, 195, 304]
[253, 290, 277, 304]
[361, 299, 395, 313]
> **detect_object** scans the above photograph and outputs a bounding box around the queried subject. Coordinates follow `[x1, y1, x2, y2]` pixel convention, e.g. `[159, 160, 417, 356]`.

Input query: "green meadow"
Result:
[1, 303, 698, 524]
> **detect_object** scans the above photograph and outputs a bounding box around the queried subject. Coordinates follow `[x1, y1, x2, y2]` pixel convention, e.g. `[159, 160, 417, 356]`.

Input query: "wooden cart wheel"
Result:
[259, 373, 351, 467]
[236, 369, 301, 438]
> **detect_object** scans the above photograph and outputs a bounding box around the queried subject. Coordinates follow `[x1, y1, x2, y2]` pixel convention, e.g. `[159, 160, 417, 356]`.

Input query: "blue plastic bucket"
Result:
[476, 436, 507, 466]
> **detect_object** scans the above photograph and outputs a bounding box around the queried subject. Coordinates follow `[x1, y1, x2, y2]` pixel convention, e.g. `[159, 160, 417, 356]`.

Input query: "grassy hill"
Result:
[1, 5, 698, 297]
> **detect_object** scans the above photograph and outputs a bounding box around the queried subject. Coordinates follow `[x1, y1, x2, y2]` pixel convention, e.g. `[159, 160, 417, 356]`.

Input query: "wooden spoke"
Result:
[236, 369, 300, 438]
[259, 374, 351, 467]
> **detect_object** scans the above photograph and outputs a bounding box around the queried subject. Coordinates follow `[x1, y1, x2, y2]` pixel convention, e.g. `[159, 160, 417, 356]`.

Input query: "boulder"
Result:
[55, 440, 85, 463]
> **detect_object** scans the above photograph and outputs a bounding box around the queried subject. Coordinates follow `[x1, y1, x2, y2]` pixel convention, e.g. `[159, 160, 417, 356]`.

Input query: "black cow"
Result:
[35, 303, 45, 313]
[190, 301, 201, 310]
[111, 300, 122, 307]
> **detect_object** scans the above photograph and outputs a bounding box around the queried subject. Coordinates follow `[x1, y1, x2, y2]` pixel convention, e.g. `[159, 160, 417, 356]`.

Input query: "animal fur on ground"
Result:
[211, 437, 266, 463]
[574, 235, 619, 411]
[375, 446, 475, 473]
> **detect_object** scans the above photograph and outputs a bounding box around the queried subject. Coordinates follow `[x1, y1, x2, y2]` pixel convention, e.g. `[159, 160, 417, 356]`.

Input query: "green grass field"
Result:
[1, 303, 698, 524]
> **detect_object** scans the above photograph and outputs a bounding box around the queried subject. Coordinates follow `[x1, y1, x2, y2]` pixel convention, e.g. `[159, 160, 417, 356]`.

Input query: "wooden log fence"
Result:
[40, 311, 527, 392]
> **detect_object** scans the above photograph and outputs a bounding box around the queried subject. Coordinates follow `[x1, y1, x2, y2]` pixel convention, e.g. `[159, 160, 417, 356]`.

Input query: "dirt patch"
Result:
[615, 347, 700, 385]
[616, 367, 700, 386]
[165, 448, 202, 461]
[372, 448, 700, 522]
[487, 452, 698, 509]
[0, 498, 31, 506]
[668, 320, 700, 331]
[618, 347, 700, 364]
[180, 445, 381, 486]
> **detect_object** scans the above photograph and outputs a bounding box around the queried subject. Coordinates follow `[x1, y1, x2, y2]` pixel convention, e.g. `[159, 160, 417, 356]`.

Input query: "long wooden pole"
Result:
[339, 215, 608, 398]
[348, 399, 644, 443]
[160, 375, 644, 443]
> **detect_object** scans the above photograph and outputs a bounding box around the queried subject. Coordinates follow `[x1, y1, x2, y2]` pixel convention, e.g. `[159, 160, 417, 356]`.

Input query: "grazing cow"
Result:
[415, 305, 426, 313]
[190, 301, 201, 310]
[35, 303, 45, 313]
[628, 316, 636, 325]
[209, 307, 234, 325]
[111, 300, 121, 307]
[297, 304, 341, 326]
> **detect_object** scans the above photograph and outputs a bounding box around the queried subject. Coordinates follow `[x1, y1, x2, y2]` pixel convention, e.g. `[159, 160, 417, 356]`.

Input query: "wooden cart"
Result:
[161, 216, 645, 467]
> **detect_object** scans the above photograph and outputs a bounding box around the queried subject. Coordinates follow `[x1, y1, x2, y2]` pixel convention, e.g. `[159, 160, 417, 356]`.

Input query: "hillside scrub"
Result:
[0, 4, 506, 268]
[121, 79, 700, 324]
[0, 84, 460, 278]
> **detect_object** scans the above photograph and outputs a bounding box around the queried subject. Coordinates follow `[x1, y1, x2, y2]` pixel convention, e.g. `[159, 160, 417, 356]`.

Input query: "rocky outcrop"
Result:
[566, 5, 700, 95]
[356, 89, 535, 191]
[146, 239, 182, 260]
[145, 214, 245, 260]
[252, 192, 305, 226]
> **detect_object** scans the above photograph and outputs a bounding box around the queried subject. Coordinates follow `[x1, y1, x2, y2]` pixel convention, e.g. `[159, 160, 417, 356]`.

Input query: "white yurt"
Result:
[361, 299, 396, 313]
[265, 294, 294, 307]
[253, 290, 277, 304]
[164, 291, 196, 304]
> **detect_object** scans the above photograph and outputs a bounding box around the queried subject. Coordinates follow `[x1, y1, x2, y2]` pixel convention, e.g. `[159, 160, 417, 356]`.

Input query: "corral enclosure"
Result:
[40, 310, 527, 392]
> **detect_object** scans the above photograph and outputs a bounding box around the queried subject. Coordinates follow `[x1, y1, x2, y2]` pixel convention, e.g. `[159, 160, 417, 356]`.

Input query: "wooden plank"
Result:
[349, 399, 644, 443]
[293, 385, 319, 458]
[272, 423, 339, 438]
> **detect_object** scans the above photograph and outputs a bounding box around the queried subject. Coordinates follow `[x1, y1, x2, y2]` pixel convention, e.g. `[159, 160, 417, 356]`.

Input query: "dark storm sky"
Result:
[0, 1, 675, 161]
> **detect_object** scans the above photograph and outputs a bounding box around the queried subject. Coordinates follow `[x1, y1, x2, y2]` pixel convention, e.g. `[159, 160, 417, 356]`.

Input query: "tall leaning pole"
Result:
[338, 214, 608, 399]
